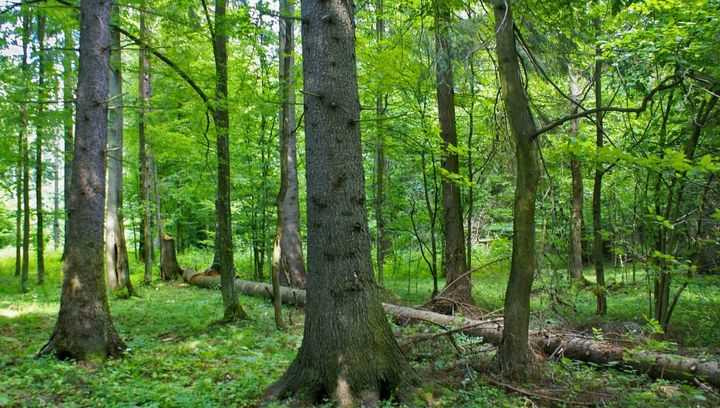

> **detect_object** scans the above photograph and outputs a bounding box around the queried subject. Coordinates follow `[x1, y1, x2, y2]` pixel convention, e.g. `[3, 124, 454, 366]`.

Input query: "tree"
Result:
[39, 0, 125, 361]
[374, 0, 388, 287]
[267, 0, 411, 404]
[491, 0, 540, 376]
[271, 0, 306, 289]
[211, 0, 246, 322]
[568, 71, 584, 280]
[35, 11, 46, 285]
[592, 19, 607, 315]
[62, 20, 75, 261]
[138, 3, 152, 283]
[432, 0, 474, 311]
[20, 6, 30, 293]
[105, 0, 135, 295]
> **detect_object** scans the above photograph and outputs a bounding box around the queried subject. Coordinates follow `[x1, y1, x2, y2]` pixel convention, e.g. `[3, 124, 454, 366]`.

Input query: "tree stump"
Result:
[160, 234, 182, 280]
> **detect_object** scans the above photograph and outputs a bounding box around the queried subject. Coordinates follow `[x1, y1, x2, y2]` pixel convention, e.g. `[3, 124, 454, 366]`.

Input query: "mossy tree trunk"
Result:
[266, 0, 411, 404]
[39, 0, 125, 362]
[492, 0, 540, 377]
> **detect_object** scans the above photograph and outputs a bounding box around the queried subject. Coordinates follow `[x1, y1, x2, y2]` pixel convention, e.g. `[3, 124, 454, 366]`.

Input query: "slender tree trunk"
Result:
[374, 0, 388, 287]
[15, 164, 22, 277]
[492, 0, 540, 377]
[272, 0, 306, 288]
[106, 0, 135, 296]
[267, 1, 411, 404]
[466, 62, 476, 270]
[53, 149, 60, 249]
[151, 156, 163, 264]
[62, 24, 74, 260]
[421, 151, 439, 297]
[433, 1, 473, 310]
[21, 9, 31, 293]
[212, 0, 246, 322]
[36, 14, 46, 284]
[568, 71, 584, 280]
[592, 24, 607, 315]
[138, 6, 152, 283]
[38, 0, 125, 361]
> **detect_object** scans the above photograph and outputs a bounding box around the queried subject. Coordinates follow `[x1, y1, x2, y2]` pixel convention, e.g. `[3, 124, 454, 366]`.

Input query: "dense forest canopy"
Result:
[0, 0, 719, 406]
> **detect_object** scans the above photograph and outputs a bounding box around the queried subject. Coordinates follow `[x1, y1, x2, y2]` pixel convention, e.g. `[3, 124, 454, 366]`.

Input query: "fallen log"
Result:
[182, 272, 720, 387]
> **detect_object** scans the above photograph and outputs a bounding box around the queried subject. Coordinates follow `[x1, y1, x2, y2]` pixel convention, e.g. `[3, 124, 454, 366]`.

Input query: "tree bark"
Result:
[138, 4, 153, 284]
[106, 0, 135, 296]
[62, 24, 74, 261]
[492, 0, 540, 377]
[35, 13, 46, 285]
[39, 0, 125, 361]
[568, 71, 584, 280]
[212, 0, 247, 322]
[21, 8, 31, 293]
[433, 1, 473, 311]
[272, 0, 306, 289]
[266, 1, 411, 404]
[592, 24, 607, 315]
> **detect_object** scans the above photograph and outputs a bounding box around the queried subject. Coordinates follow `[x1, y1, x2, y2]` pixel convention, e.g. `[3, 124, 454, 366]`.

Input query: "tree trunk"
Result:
[38, 0, 125, 361]
[272, 0, 306, 289]
[568, 71, 584, 280]
[138, 5, 153, 284]
[15, 164, 22, 278]
[21, 9, 30, 293]
[106, 0, 135, 296]
[186, 275, 720, 388]
[35, 13, 46, 285]
[53, 148, 60, 250]
[492, 0, 540, 377]
[433, 2, 473, 311]
[374, 0, 388, 288]
[592, 25, 607, 315]
[160, 235, 182, 280]
[62, 24, 74, 260]
[266, 1, 411, 404]
[212, 0, 247, 323]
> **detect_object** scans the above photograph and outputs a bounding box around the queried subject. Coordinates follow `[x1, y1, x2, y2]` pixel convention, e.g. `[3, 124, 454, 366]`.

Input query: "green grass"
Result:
[1, 250, 718, 407]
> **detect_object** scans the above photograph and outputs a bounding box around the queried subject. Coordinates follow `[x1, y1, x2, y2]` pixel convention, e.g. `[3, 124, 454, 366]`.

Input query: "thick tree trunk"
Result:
[272, 0, 306, 289]
[568, 72, 584, 280]
[266, 1, 411, 404]
[138, 6, 153, 284]
[160, 235, 182, 280]
[492, 0, 540, 377]
[592, 29, 607, 315]
[62, 24, 74, 260]
[21, 9, 30, 293]
[35, 14, 46, 285]
[212, 0, 247, 322]
[185, 275, 720, 388]
[106, 1, 135, 296]
[39, 0, 125, 361]
[433, 2, 473, 312]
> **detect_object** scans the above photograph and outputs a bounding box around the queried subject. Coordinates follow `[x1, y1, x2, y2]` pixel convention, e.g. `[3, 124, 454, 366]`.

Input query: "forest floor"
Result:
[1, 251, 719, 407]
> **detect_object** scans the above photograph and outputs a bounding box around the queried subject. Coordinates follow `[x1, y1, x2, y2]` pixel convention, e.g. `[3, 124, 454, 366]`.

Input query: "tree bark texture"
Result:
[21, 9, 30, 293]
[138, 6, 153, 283]
[267, 1, 411, 404]
[39, 0, 125, 361]
[433, 2, 473, 310]
[35, 13, 46, 285]
[212, 0, 247, 322]
[592, 28, 607, 315]
[184, 275, 720, 388]
[62, 24, 75, 259]
[492, 0, 540, 376]
[568, 72, 584, 280]
[106, 0, 134, 295]
[272, 0, 306, 289]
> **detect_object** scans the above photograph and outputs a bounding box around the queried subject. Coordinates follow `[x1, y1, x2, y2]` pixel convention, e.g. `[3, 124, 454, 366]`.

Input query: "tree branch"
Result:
[533, 75, 681, 138]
